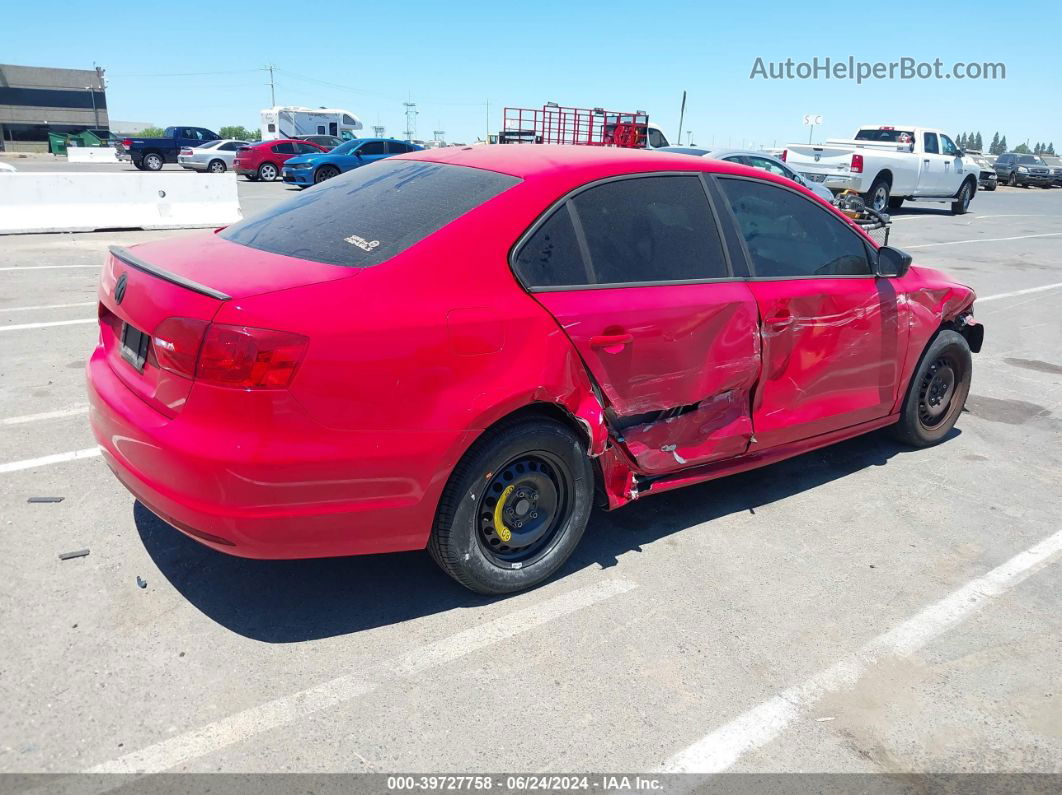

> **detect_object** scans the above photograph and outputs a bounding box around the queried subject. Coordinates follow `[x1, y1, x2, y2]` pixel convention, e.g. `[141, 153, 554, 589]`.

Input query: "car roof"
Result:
[399, 143, 767, 183]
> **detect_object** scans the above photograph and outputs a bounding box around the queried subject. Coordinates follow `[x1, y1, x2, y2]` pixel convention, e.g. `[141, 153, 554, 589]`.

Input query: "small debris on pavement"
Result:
[136, 576, 147, 589]
[58, 549, 90, 561]
[29, 496, 64, 503]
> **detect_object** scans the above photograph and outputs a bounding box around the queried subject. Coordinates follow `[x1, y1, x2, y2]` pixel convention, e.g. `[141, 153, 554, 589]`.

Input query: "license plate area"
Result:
[120, 322, 150, 372]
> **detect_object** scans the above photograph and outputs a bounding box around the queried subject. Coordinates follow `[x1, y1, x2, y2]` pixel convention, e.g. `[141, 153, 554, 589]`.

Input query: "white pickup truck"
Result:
[782, 125, 979, 215]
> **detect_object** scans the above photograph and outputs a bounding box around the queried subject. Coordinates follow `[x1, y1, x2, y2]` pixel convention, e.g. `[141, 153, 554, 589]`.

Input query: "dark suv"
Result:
[1040, 155, 1062, 187]
[993, 153, 1053, 188]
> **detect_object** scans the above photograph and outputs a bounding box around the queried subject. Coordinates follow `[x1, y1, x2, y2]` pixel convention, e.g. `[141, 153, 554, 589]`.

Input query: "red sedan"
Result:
[232, 139, 327, 181]
[87, 146, 981, 594]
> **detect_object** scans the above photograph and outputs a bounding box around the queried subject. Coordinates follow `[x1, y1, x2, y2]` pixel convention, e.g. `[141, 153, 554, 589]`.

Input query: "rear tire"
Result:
[257, 162, 279, 181]
[143, 152, 164, 171]
[207, 159, 226, 173]
[950, 179, 974, 215]
[864, 176, 891, 212]
[428, 418, 594, 595]
[890, 330, 972, 447]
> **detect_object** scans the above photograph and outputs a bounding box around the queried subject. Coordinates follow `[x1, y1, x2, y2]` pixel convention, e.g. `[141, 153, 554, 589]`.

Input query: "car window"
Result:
[923, 133, 940, 154]
[512, 205, 588, 287]
[387, 142, 410, 154]
[296, 143, 321, 154]
[219, 142, 242, 151]
[1017, 155, 1043, 165]
[272, 142, 296, 155]
[940, 135, 960, 157]
[515, 175, 728, 288]
[343, 114, 357, 125]
[719, 177, 871, 278]
[358, 141, 387, 156]
[332, 140, 360, 156]
[855, 128, 914, 143]
[163, 127, 175, 137]
[647, 128, 669, 148]
[745, 155, 794, 179]
[220, 160, 520, 268]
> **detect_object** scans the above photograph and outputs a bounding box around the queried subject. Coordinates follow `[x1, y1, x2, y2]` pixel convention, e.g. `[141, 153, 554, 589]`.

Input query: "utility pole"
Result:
[485, 99, 490, 141]
[433, 129, 445, 144]
[403, 99, 418, 142]
[676, 91, 686, 149]
[372, 125, 385, 137]
[265, 64, 276, 107]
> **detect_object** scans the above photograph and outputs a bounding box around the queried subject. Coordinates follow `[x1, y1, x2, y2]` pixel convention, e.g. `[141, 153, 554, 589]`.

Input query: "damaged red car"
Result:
[87, 145, 982, 594]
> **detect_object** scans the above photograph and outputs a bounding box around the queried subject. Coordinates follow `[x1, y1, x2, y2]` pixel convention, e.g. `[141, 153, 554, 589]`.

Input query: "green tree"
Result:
[138, 127, 166, 138]
[1014, 142, 1031, 154]
[975, 132, 983, 150]
[219, 125, 255, 141]
[999, 135, 1008, 153]
[1048, 143, 1056, 155]
[990, 132, 1001, 155]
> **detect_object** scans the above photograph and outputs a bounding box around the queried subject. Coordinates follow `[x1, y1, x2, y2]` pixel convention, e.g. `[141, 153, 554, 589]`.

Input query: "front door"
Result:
[717, 175, 906, 449]
[513, 173, 761, 474]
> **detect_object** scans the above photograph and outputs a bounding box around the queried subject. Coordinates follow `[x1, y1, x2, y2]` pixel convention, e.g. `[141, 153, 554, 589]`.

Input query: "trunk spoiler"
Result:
[109, 246, 231, 301]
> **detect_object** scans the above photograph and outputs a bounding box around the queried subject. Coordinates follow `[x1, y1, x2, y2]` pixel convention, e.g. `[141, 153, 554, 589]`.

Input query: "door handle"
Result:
[923, 159, 931, 163]
[766, 316, 794, 330]
[589, 333, 633, 349]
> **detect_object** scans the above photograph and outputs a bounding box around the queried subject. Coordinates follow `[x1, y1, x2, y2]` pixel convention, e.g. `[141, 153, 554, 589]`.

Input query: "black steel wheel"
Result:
[429, 417, 593, 594]
[891, 330, 972, 447]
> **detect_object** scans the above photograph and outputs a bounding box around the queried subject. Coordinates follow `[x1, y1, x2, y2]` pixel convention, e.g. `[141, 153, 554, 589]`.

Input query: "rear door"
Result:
[513, 173, 761, 474]
[715, 175, 907, 449]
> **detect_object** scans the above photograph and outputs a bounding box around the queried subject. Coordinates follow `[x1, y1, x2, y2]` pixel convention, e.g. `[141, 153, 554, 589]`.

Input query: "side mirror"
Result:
[875, 245, 912, 278]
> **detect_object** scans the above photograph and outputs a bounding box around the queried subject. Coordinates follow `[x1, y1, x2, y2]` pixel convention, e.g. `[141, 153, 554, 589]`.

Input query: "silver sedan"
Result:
[657, 146, 836, 204]
[177, 139, 250, 173]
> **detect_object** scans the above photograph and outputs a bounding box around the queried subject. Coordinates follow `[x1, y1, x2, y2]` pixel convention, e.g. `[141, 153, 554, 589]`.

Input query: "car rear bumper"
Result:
[87, 345, 451, 559]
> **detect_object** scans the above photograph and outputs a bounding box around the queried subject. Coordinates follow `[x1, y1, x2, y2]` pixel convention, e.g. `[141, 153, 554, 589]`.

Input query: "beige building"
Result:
[0, 63, 109, 153]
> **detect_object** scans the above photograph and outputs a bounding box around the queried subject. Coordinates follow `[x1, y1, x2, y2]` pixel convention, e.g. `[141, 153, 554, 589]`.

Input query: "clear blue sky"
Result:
[3, 0, 1059, 148]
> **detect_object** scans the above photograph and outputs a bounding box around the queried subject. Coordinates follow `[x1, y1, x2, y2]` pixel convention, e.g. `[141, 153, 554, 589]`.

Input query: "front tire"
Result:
[864, 176, 891, 212]
[314, 165, 340, 184]
[257, 162, 279, 181]
[890, 330, 972, 447]
[950, 179, 974, 215]
[428, 418, 594, 595]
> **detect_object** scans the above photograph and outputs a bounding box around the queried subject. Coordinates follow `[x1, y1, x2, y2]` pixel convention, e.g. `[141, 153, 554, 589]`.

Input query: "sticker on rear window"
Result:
[345, 234, 380, 252]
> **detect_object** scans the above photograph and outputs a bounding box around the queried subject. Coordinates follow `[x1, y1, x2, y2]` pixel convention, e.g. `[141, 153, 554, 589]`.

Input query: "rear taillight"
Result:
[197, 325, 308, 389]
[153, 317, 209, 379]
[851, 154, 864, 173]
[780, 149, 787, 162]
[179, 148, 193, 156]
[151, 319, 307, 389]
[121, 138, 132, 148]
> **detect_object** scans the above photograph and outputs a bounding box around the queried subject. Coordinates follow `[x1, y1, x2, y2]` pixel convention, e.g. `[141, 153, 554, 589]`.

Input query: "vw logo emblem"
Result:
[114, 273, 128, 304]
[813, 152, 821, 162]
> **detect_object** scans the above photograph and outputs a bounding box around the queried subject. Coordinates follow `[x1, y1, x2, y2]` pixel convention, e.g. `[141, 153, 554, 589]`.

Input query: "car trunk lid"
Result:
[98, 233, 357, 416]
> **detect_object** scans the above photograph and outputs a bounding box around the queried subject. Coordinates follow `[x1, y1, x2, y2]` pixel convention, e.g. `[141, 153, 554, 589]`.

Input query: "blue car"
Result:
[282, 138, 424, 187]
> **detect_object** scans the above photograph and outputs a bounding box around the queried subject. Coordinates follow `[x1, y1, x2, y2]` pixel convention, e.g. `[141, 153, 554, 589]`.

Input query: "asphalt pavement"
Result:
[1, 173, 1060, 778]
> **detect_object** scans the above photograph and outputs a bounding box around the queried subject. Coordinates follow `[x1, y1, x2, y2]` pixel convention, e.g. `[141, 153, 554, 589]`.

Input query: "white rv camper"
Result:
[260, 107, 363, 141]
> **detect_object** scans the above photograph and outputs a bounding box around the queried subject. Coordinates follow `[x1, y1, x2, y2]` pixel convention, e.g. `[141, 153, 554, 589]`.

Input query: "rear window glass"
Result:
[220, 160, 520, 267]
[855, 128, 914, 143]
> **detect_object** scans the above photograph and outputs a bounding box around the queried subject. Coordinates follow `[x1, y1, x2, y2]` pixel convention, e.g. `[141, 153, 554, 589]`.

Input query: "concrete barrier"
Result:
[0, 172, 243, 235]
[66, 147, 120, 164]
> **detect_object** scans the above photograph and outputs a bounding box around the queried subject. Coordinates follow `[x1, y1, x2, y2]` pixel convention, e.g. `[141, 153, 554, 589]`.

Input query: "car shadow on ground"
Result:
[136, 428, 956, 644]
[888, 205, 955, 218]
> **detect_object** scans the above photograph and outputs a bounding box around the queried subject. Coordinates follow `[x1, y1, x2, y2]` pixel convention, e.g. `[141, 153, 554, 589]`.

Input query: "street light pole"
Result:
[85, 86, 99, 129]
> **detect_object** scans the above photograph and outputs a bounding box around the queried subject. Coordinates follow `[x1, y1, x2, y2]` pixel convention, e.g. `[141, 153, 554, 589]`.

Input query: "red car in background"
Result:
[233, 139, 327, 181]
[87, 146, 982, 595]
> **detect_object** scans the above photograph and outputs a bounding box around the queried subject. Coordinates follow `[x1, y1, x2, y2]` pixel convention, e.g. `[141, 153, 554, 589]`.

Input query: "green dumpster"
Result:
[48, 132, 68, 156]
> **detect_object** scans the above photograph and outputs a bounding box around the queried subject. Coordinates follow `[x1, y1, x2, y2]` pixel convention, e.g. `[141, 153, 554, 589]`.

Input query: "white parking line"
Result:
[88, 578, 638, 774]
[1, 405, 89, 426]
[0, 447, 100, 474]
[906, 232, 1062, 249]
[979, 282, 1062, 303]
[0, 264, 100, 271]
[0, 318, 95, 332]
[660, 528, 1062, 773]
[2, 301, 96, 313]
